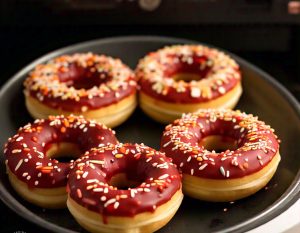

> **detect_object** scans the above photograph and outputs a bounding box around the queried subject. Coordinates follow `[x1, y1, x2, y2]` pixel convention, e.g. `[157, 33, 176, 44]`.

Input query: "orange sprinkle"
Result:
[63, 119, 70, 127]
[41, 169, 51, 174]
[119, 147, 126, 153]
[115, 154, 124, 159]
[60, 127, 66, 133]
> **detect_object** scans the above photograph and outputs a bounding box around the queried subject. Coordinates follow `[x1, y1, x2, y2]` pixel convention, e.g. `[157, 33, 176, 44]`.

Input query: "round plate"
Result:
[0, 36, 299, 233]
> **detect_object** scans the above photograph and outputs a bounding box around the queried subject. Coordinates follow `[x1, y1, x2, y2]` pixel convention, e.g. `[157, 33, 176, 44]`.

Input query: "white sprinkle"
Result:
[158, 174, 169, 180]
[220, 166, 226, 177]
[16, 136, 23, 142]
[191, 87, 201, 98]
[89, 160, 105, 165]
[144, 188, 151, 192]
[163, 141, 172, 148]
[82, 171, 89, 178]
[191, 169, 194, 175]
[12, 149, 22, 154]
[34, 181, 39, 186]
[130, 189, 135, 198]
[199, 163, 208, 170]
[259, 160, 264, 166]
[104, 198, 116, 208]
[38, 172, 42, 177]
[26, 175, 31, 180]
[93, 188, 103, 192]
[104, 187, 108, 193]
[100, 196, 107, 201]
[226, 170, 230, 178]
[22, 172, 28, 177]
[218, 86, 226, 94]
[180, 162, 184, 167]
[187, 156, 192, 162]
[15, 159, 23, 171]
[113, 202, 120, 209]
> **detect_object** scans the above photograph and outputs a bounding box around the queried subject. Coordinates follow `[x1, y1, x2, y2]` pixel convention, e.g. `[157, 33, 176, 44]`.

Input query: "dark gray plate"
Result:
[0, 36, 299, 233]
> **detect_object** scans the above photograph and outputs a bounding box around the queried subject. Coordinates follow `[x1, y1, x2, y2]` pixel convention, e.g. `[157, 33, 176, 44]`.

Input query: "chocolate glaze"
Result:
[67, 143, 181, 219]
[4, 115, 118, 188]
[160, 109, 280, 179]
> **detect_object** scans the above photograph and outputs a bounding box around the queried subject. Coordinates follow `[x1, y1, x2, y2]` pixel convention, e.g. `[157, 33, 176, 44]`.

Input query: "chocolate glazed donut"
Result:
[4, 115, 118, 208]
[136, 45, 242, 123]
[160, 109, 280, 202]
[24, 53, 137, 128]
[67, 143, 183, 233]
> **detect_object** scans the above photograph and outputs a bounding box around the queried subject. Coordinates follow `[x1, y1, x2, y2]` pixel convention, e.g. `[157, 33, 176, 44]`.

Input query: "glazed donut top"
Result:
[67, 143, 181, 218]
[4, 115, 118, 188]
[160, 109, 280, 179]
[136, 45, 241, 103]
[24, 53, 137, 112]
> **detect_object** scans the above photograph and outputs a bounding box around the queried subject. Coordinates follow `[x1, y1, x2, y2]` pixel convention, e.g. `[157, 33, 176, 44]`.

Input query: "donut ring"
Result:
[136, 45, 242, 123]
[67, 143, 183, 233]
[24, 53, 137, 128]
[4, 115, 118, 208]
[160, 109, 280, 202]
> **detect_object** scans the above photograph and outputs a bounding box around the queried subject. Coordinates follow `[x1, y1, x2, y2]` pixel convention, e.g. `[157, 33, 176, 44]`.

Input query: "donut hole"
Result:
[164, 55, 212, 83]
[108, 173, 141, 190]
[199, 135, 238, 153]
[58, 63, 112, 90]
[172, 73, 201, 83]
[46, 142, 82, 163]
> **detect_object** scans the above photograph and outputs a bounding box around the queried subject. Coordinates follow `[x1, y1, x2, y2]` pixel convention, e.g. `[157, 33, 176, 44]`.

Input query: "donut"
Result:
[24, 53, 137, 128]
[67, 143, 183, 233]
[4, 115, 118, 208]
[160, 109, 280, 202]
[136, 45, 242, 123]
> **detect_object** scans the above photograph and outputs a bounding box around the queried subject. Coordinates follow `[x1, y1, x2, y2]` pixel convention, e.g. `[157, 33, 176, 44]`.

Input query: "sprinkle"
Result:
[113, 202, 120, 209]
[104, 198, 116, 208]
[15, 159, 23, 171]
[82, 198, 96, 205]
[226, 170, 230, 178]
[16, 136, 23, 142]
[191, 169, 194, 175]
[130, 189, 135, 198]
[191, 87, 201, 98]
[219, 166, 226, 177]
[12, 149, 22, 154]
[82, 171, 88, 178]
[218, 86, 226, 94]
[158, 174, 169, 180]
[34, 181, 39, 186]
[199, 163, 208, 170]
[89, 160, 105, 165]
[77, 189, 82, 198]
[163, 141, 172, 148]
[115, 153, 124, 159]
[93, 188, 103, 192]
[144, 188, 151, 192]
[259, 160, 264, 166]
[100, 196, 107, 201]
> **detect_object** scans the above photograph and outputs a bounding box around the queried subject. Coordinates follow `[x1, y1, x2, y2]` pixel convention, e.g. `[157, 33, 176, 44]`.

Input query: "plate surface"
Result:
[0, 36, 299, 233]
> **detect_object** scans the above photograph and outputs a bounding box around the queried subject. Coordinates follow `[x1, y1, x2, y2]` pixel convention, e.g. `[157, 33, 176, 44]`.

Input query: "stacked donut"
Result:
[3, 45, 281, 233]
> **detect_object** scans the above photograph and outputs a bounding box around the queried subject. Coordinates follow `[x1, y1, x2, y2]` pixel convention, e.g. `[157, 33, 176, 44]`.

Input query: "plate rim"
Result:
[0, 35, 299, 233]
